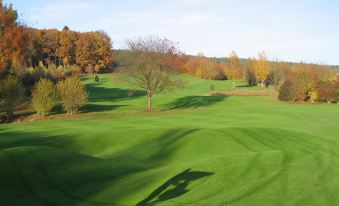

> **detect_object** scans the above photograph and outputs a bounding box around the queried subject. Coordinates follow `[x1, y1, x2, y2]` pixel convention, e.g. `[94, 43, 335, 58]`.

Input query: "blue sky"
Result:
[4, 0, 339, 64]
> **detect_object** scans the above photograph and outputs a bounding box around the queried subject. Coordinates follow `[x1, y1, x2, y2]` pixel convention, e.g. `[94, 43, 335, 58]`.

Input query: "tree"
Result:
[270, 61, 290, 87]
[243, 59, 256, 86]
[252, 52, 270, 87]
[41, 29, 60, 66]
[57, 76, 88, 115]
[92, 31, 114, 72]
[56, 29, 76, 66]
[76, 31, 113, 73]
[317, 81, 336, 103]
[120, 36, 184, 112]
[0, 75, 24, 121]
[32, 79, 57, 116]
[184, 54, 223, 80]
[223, 51, 242, 87]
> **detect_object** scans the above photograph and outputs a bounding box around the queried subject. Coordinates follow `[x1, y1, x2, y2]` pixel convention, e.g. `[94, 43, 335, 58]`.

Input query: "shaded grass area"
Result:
[163, 96, 227, 110]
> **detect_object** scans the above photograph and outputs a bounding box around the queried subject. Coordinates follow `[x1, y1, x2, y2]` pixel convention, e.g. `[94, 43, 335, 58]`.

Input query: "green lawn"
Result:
[1, 74, 339, 206]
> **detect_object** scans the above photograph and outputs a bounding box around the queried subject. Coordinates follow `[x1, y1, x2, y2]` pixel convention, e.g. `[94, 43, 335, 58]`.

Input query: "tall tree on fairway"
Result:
[120, 36, 184, 112]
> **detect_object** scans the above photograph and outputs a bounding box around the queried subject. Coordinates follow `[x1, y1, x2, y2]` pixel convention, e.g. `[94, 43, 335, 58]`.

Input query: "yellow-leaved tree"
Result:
[252, 52, 270, 87]
[223, 51, 242, 87]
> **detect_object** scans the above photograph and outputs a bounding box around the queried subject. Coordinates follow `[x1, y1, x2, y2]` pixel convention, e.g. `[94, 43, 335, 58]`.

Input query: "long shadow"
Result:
[50, 103, 126, 115]
[137, 169, 213, 206]
[236, 85, 255, 88]
[79, 104, 127, 113]
[163, 96, 227, 110]
[86, 83, 146, 103]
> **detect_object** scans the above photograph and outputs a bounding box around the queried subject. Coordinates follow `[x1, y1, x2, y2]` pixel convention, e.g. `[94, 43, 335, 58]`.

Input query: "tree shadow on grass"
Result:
[86, 83, 146, 103]
[236, 85, 255, 88]
[137, 169, 213, 206]
[79, 104, 127, 113]
[163, 96, 227, 110]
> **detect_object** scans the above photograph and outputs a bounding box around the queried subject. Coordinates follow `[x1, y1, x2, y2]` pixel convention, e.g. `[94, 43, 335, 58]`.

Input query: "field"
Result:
[1, 74, 339, 206]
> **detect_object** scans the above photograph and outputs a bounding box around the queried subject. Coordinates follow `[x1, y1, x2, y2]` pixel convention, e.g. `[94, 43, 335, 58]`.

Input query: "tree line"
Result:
[0, 1, 114, 76]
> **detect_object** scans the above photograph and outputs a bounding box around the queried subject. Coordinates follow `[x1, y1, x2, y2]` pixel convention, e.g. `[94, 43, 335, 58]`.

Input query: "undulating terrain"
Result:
[1, 74, 339, 206]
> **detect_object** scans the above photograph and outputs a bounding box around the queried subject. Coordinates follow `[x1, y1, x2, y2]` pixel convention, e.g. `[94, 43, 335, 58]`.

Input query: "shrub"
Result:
[57, 76, 88, 115]
[210, 83, 215, 92]
[95, 75, 99, 82]
[278, 80, 294, 101]
[21, 66, 46, 88]
[244, 67, 257, 86]
[0, 75, 24, 121]
[68, 65, 82, 77]
[32, 79, 57, 116]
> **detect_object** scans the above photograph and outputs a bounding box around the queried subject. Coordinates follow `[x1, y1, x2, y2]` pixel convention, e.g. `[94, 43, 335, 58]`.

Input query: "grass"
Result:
[0, 74, 339, 205]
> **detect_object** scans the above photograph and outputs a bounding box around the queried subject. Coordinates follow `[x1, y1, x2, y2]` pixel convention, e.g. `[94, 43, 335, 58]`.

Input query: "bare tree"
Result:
[120, 36, 184, 112]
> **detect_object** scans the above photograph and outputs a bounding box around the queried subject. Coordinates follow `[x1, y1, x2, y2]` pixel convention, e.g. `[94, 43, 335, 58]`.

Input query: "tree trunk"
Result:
[6, 110, 12, 122]
[232, 77, 235, 88]
[148, 95, 152, 112]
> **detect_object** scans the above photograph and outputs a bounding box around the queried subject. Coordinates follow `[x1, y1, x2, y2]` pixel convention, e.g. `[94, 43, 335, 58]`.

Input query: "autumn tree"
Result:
[223, 51, 242, 87]
[76, 31, 113, 73]
[252, 52, 270, 87]
[0, 75, 24, 121]
[120, 36, 184, 112]
[57, 76, 88, 115]
[56, 28, 76, 66]
[317, 81, 336, 103]
[270, 61, 290, 87]
[242, 58, 257, 86]
[32, 79, 57, 116]
[41, 29, 60, 66]
[0, 2, 30, 73]
[92, 31, 114, 72]
[184, 54, 223, 80]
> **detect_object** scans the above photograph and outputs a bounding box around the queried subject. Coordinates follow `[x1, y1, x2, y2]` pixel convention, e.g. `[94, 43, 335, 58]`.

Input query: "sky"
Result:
[4, 0, 339, 64]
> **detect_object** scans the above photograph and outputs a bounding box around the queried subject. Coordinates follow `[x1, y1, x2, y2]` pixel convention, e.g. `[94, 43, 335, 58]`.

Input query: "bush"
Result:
[57, 76, 88, 115]
[278, 80, 294, 101]
[95, 75, 99, 82]
[32, 79, 57, 116]
[244, 68, 257, 86]
[210, 83, 215, 92]
[0, 75, 24, 121]
[21, 66, 46, 88]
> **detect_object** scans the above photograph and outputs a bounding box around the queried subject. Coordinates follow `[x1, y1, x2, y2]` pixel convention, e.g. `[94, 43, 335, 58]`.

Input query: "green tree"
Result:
[0, 75, 24, 121]
[57, 76, 88, 115]
[32, 79, 57, 116]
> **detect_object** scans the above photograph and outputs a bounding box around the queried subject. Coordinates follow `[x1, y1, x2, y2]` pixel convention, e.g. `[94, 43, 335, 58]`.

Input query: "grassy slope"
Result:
[0, 74, 339, 206]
